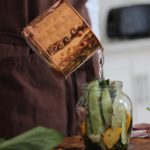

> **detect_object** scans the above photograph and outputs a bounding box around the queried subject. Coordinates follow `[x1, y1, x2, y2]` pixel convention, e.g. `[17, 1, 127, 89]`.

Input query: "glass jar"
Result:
[77, 80, 132, 150]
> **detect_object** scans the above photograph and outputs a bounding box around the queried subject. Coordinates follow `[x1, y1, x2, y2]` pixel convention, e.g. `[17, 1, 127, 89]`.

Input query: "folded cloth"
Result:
[133, 123, 150, 130]
[131, 123, 150, 138]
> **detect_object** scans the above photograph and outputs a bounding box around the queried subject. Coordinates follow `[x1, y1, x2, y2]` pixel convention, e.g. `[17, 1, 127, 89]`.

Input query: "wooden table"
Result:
[57, 136, 150, 150]
[128, 138, 150, 150]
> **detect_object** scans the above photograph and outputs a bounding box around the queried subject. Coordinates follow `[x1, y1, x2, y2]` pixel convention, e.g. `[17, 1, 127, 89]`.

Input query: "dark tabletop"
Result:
[128, 138, 150, 150]
[57, 136, 150, 150]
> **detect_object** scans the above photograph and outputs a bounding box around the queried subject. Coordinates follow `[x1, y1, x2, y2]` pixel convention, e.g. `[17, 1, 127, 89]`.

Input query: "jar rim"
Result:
[81, 80, 123, 91]
[111, 80, 123, 87]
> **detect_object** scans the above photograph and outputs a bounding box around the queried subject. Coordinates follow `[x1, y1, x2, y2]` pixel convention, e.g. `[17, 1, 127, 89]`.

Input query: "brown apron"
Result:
[0, 0, 99, 138]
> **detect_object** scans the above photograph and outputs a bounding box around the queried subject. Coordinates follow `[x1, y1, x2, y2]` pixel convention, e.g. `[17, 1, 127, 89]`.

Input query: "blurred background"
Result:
[86, 0, 150, 124]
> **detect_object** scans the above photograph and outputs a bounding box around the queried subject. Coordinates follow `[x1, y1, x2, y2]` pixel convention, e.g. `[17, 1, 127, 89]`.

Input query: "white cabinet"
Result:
[87, 0, 150, 124]
[103, 40, 150, 124]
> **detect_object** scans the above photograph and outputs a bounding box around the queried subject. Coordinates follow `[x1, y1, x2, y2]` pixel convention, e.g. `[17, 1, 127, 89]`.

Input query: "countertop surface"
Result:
[57, 136, 150, 150]
[128, 138, 150, 150]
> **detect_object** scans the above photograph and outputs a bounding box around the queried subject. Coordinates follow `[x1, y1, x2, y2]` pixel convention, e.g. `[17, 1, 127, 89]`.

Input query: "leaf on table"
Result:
[0, 139, 5, 145]
[0, 126, 64, 150]
[146, 107, 150, 111]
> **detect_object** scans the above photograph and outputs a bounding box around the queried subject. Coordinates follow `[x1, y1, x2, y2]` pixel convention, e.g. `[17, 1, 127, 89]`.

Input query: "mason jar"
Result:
[77, 80, 132, 150]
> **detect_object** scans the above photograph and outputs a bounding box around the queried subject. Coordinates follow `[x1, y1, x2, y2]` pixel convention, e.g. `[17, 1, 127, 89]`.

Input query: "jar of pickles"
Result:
[77, 80, 132, 150]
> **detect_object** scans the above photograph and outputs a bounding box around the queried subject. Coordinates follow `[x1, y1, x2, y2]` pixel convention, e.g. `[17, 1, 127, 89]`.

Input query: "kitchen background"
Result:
[86, 0, 150, 124]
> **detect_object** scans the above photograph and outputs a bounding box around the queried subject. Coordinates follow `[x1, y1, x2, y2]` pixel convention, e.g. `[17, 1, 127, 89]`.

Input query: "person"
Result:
[0, 0, 100, 138]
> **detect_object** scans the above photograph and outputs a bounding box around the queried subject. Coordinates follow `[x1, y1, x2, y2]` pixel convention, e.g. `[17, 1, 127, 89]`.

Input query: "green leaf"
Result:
[0, 126, 64, 150]
[147, 107, 150, 111]
[0, 139, 5, 145]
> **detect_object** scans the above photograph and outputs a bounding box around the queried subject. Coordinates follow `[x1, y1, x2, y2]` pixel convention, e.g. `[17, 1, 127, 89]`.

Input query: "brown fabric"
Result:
[0, 0, 99, 138]
[0, 0, 91, 42]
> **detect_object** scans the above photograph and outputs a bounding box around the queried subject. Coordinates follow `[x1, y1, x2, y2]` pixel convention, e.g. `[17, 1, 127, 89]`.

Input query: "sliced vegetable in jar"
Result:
[100, 80, 112, 128]
[102, 127, 122, 149]
[88, 83, 105, 142]
[126, 112, 132, 134]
